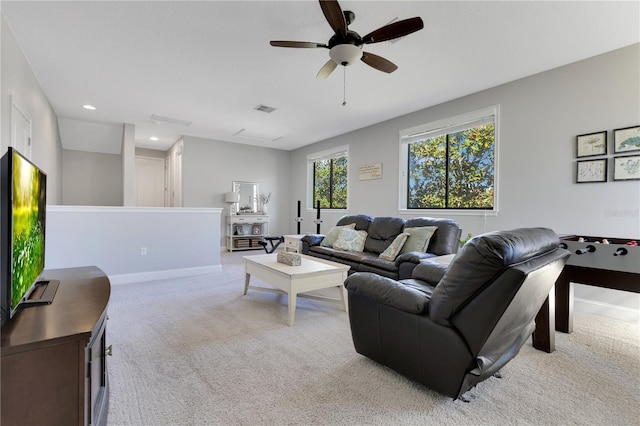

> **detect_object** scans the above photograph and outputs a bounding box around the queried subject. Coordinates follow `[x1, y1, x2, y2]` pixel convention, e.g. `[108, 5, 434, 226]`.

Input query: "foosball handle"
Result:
[613, 247, 628, 256]
[575, 245, 596, 255]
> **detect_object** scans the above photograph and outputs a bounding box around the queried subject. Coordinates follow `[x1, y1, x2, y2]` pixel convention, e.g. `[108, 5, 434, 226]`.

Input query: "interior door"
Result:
[135, 156, 165, 207]
[11, 97, 32, 158]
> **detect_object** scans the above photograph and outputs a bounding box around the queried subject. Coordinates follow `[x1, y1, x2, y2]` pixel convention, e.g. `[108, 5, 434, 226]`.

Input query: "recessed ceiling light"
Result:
[82, 104, 96, 110]
[150, 136, 159, 141]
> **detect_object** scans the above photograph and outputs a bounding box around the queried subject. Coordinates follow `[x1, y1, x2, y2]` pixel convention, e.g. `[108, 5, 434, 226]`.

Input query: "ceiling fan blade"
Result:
[270, 41, 327, 48]
[361, 52, 398, 73]
[319, 0, 347, 35]
[316, 59, 337, 79]
[362, 17, 424, 44]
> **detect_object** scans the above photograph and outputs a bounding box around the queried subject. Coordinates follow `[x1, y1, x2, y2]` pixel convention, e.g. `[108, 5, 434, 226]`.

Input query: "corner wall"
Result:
[1, 15, 63, 203]
[180, 135, 291, 249]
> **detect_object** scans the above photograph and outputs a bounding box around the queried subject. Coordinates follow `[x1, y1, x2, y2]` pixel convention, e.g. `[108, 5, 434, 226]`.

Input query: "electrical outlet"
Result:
[140, 247, 147, 256]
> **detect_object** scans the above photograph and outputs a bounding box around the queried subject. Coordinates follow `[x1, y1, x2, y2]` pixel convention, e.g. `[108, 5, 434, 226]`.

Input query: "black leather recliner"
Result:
[344, 228, 570, 399]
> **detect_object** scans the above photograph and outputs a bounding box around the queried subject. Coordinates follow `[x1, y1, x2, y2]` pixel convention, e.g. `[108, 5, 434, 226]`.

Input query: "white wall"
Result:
[1, 15, 63, 204]
[45, 206, 222, 284]
[180, 135, 291, 248]
[290, 44, 640, 322]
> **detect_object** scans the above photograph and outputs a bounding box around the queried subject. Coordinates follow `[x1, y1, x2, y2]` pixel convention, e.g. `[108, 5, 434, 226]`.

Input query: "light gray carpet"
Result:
[106, 251, 640, 425]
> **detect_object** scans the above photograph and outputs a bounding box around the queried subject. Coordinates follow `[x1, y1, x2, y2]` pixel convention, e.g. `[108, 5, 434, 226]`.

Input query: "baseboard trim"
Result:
[109, 265, 222, 285]
[575, 297, 640, 323]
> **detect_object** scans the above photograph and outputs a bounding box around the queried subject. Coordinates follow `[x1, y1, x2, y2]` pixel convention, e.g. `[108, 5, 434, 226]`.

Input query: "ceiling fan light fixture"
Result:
[329, 44, 362, 66]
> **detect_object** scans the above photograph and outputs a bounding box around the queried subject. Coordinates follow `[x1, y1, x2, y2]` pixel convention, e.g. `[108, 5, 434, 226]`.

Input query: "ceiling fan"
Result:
[270, 0, 424, 79]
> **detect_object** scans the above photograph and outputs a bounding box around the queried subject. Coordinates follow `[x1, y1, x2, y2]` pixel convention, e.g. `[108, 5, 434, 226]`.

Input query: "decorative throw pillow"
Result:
[333, 228, 368, 252]
[400, 226, 438, 254]
[379, 232, 410, 261]
[321, 223, 356, 247]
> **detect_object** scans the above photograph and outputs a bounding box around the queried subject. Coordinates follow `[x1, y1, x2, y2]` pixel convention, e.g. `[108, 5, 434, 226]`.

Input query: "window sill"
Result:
[397, 209, 498, 217]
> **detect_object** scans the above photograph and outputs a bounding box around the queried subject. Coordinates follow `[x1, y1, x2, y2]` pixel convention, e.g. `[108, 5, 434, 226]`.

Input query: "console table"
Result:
[1, 266, 111, 426]
[227, 214, 269, 251]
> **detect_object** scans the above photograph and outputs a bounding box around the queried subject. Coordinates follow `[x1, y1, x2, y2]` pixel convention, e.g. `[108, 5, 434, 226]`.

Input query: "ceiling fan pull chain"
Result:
[342, 67, 347, 106]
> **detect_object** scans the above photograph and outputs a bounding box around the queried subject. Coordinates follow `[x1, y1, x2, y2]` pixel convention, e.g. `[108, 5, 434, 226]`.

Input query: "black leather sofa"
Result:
[344, 227, 570, 399]
[301, 214, 462, 280]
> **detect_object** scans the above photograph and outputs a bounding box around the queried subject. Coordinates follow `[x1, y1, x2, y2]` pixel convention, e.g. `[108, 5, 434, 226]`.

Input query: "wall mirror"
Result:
[232, 181, 259, 214]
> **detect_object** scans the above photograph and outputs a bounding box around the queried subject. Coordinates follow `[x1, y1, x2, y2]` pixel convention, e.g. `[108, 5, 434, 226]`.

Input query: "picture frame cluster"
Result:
[576, 125, 639, 183]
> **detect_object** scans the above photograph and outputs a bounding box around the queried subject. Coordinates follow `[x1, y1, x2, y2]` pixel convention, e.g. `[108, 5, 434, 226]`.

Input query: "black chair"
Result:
[344, 227, 570, 399]
[259, 236, 284, 253]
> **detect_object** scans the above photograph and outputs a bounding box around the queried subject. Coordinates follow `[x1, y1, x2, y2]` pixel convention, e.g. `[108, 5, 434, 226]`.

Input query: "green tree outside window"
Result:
[313, 156, 347, 209]
[408, 123, 495, 209]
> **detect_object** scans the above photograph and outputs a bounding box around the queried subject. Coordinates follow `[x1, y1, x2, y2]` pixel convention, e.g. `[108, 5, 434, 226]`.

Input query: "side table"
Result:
[283, 234, 305, 253]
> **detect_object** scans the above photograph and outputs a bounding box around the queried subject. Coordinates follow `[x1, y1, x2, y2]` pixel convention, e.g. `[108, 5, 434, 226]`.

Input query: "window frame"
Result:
[307, 145, 349, 211]
[398, 106, 500, 215]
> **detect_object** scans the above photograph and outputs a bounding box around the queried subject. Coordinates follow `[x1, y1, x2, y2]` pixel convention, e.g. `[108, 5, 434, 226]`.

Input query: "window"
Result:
[399, 106, 498, 212]
[307, 146, 348, 209]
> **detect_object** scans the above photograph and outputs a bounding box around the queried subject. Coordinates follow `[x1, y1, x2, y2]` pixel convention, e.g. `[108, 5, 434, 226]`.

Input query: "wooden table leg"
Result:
[288, 291, 297, 326]
[555, 270, 574, 333]
[533, 287, 555, 353]
[340, 285, 348, 312]
[244, 272, 250, 295]
[340, 272, 349, 312]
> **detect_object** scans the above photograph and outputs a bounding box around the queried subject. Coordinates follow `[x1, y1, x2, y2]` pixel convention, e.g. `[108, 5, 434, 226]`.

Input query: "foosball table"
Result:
[533, 234, 639, 352]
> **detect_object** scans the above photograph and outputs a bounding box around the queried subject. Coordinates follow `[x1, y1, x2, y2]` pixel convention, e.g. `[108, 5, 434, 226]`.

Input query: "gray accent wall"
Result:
[62, 149, 123, 206]
[180, 135, 291, 247]
[291, 44, 640, 239]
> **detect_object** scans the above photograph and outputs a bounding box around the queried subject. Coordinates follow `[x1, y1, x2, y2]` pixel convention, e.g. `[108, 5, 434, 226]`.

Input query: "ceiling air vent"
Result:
[254, 104, 277, 114]
[234, 128, 282, 142]
[150, 114, 192, 126]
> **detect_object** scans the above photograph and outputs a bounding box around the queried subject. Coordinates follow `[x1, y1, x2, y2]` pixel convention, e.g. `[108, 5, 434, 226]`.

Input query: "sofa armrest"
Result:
[395, 251, 436, 279]
[412, 262, 448, 286]
[344, 272, 430, 314]
[302, 234, 325, 246]
[301, 234, 325, 253]
[411, 254, 456, 285]
[395, 251, 435, 266]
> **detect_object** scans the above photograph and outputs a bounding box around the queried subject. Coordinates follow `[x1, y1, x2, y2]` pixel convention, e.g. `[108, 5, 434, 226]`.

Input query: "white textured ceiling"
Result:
[2, 1, 639, 152]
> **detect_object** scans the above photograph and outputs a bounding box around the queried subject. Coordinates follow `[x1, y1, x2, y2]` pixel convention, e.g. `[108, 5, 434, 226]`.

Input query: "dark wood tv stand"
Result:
[1, 266, 111, 426]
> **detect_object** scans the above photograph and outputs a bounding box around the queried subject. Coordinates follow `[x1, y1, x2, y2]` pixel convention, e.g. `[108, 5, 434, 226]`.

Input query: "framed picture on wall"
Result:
[613, 125, 640, 154]
[576, 131, 607, 157]
[613, 155, 640, 181]
[576, 159, 607, 183]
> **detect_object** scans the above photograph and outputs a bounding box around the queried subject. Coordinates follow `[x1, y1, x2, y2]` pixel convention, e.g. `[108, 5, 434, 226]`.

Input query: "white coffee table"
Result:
[243, 253, 350, 326]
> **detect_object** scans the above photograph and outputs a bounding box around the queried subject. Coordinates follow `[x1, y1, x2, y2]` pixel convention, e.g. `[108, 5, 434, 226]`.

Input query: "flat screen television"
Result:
[1, 147, 57, 326]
